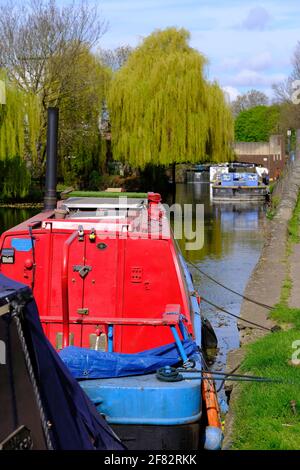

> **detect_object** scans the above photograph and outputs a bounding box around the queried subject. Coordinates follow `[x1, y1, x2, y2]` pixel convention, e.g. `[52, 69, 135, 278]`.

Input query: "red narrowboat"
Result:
[0, 109, 222, 450]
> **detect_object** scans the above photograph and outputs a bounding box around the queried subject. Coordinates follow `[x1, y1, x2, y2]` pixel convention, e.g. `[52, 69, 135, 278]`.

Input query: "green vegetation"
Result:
[271, 305, 300, 328]
[235, 105, 280, 142]
[0, 75, 40, 162]
[1, 46, 110, 192]
[266, 194, 280, 220]
[232, 329, 300, 450]
[269, 182, 276, 194]
[288, 193, 300, 244]
[0, 74, 40, 199]
[0, 157, 31, 200]
[232, 190, 300, 450]
[108, 28, 234, 168]
[57, 46, 110, 187]
[269, 192, 300, 324]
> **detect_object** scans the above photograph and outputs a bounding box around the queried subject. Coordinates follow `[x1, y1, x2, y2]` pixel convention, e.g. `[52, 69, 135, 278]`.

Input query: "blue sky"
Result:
[1, 0, 299, 101]
[96, 0, 300, 101]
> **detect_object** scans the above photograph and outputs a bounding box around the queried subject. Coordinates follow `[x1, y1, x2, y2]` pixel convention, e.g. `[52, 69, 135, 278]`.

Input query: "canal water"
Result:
[0, 182, 267, 410]
[0, 207, 39, 233]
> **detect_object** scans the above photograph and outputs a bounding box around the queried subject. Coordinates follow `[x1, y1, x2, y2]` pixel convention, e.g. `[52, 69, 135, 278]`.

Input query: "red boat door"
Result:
[79, 235, 119, 349]
[47, 230, 86, 348]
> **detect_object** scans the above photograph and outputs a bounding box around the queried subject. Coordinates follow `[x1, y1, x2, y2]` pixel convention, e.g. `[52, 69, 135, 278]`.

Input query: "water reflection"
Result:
[0, 207, 39, 235]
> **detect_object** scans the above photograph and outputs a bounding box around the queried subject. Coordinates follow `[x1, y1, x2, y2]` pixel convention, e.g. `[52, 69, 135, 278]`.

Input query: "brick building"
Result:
[233, 135, 286, 180]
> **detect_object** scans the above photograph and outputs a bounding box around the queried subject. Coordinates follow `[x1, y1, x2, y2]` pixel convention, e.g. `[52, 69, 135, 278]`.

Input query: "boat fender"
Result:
[201, 318, 218, 350]
[203, 426, 224, 451]
[156, 366, 183, 382]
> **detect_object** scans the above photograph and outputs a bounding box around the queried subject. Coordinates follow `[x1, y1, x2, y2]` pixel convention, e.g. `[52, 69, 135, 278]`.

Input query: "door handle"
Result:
[73, 265, 92, 279]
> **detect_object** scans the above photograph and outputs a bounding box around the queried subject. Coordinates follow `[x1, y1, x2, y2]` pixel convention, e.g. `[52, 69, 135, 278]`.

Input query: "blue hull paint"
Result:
[80, 359, 202, 426]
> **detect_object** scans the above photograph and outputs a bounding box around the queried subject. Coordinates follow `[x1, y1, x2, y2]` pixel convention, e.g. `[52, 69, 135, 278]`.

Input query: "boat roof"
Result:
[4, 193, 170, 238]
[62, 196, 147, 211]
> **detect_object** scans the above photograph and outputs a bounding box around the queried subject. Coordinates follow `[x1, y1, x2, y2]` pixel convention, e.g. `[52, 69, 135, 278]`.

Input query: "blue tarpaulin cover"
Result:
[0, 274, 125, 450]
[59, 339, 198, 380]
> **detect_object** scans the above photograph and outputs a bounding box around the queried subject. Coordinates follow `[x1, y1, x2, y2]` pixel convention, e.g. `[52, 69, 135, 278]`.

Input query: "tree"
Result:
[0, 75, 40, 198]
[231, 89, 269, 117]
[0, 0, 108, 175]
[97, 45, 134, 174]
[99, 45, 133, 71]
[235, 105, 280, 142]
[207, 82, 235, 161]
[0, 73, 40, 162]
[107, 28, 233, 168]
[273, 42, 300, 139]
[0, 0, 107, 95]
[57, 46, 110, 185]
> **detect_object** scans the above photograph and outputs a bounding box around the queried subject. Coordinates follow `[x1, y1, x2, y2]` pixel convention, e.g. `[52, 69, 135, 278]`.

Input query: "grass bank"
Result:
[232, 329, 300, 450]
[231, 192, 300, 450]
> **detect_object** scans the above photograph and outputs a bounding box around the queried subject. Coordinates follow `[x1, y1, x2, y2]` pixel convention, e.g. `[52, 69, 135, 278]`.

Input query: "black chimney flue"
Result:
[44, 107, 59, 211]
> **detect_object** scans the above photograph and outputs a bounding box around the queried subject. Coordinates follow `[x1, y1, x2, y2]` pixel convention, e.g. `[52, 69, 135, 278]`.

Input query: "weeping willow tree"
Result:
[0, 75, 40, 161]
[207, 82, 234, 162]
[0, 74, 41, 198]
[108, 28, 234, 168]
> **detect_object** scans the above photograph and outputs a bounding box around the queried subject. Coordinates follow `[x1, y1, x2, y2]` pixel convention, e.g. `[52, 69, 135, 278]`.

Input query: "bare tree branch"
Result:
[231, 89, 269, 117]
[98, 45, 133, 71]
[0, 0, 108, 96]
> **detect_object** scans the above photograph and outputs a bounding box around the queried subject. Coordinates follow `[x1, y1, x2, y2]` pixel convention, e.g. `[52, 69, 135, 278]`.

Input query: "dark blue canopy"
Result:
[59, 340, 198, 380]
[0, 274, 125, 450]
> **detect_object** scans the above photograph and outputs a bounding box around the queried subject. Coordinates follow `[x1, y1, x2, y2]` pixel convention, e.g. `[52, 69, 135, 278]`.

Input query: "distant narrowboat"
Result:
[212, 172, 268, 202]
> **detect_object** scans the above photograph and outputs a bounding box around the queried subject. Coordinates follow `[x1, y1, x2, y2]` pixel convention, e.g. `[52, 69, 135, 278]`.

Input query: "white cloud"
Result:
[222, 86, 240, 102]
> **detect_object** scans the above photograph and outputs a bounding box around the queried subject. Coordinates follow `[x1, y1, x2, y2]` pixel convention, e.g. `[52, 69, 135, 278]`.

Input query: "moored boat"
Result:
[0, 192, 222, 449]
[0, 108, 222, 450]
[212, 172, 268, 202]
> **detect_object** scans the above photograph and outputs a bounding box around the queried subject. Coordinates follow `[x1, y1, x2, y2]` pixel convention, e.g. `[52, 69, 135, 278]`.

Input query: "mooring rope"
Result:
[200, 296, 274, 332]
[188, 261, 273, 311]
[11, 301, 53, 450]
[177, 366, 296, 386]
